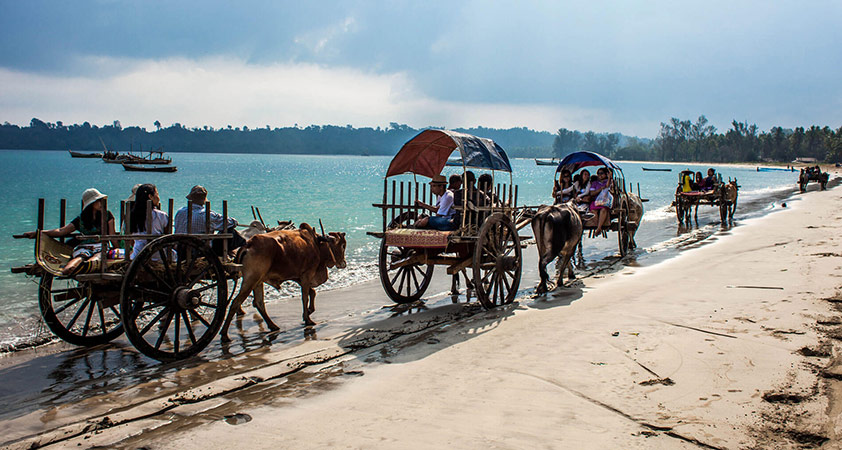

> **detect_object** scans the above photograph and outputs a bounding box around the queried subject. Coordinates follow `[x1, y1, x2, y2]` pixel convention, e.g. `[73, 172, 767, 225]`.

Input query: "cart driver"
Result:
[703, 168, 716, 191]
[174, 185, 245, 255]
[414, 175, 457, 231]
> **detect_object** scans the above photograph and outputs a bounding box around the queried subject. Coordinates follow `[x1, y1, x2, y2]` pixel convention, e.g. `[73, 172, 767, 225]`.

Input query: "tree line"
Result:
[0, 119, 556, 158]
[553, 116, 842, 163]
[3, 117, 840, 163]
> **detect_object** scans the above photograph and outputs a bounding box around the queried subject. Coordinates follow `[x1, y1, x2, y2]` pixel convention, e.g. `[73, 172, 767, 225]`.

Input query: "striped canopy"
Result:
[386, 129, 512, 178]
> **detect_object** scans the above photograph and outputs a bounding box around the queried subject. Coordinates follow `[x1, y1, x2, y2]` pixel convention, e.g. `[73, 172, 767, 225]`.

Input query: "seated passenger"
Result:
[573, 169, 592, 211]
[129, 184, 169, 259]
[174, 185, 245, 255]
[477, 173, 501, 207]
[553, 170, 577, 204]
[23, 188, 116, 275]
[414, 175, 457, 231]
[588, 168, 613, 235]
[693, 171, 704, 191]
[703, 168, 716, 190]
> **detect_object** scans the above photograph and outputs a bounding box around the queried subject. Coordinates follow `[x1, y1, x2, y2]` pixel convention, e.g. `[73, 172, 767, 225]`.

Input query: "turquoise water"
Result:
[0, 150, 801, 349]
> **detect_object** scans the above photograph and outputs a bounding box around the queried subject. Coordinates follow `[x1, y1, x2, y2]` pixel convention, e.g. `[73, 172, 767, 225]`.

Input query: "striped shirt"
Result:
[173, 204, 237, 234]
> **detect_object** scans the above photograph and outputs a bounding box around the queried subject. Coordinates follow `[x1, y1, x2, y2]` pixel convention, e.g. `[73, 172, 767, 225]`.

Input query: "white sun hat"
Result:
[81, 188, 107, 211]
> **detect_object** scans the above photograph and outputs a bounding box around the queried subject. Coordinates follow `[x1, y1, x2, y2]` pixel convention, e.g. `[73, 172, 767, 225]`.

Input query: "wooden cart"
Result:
[555, 152, 644, 257]
[673, 170, 739, 224]
[12, 197, 239, 361]
[799, 166, 828, 192]
[368, 130, 532, 309]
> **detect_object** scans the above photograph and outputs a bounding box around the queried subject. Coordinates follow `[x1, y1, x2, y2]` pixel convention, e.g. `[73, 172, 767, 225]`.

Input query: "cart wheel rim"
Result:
[120, 235, 228, 361]
[473, 213, 521, 309]
[39, 274, 124, 346]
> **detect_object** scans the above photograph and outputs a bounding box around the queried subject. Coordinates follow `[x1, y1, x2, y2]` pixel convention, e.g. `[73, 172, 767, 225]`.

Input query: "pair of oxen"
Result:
[531, 195, 644, 295]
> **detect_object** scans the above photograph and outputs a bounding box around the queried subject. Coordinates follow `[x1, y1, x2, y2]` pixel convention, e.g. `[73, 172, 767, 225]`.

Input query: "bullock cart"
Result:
[555, 152, 644, 257]
[368, 130, 533, 309]
[12, 197, 241, 361]
[672, 170, 739, 225]
[798, 166, 828, 192]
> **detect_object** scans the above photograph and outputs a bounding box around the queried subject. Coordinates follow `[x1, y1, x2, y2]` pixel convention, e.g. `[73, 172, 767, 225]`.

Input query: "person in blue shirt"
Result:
[174, 185, 245, 254]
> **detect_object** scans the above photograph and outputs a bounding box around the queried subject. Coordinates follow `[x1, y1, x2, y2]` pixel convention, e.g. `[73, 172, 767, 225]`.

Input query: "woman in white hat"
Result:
[23, 188, 116, 275]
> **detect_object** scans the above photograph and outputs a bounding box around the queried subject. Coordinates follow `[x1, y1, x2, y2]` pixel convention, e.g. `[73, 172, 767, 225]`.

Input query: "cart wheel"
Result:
[618, 206, 630, 256]
[120, 235, 228, 361]
[39, 274, 124, 346]
[378, 212, 434, 303]
[473, 213, 522, 309]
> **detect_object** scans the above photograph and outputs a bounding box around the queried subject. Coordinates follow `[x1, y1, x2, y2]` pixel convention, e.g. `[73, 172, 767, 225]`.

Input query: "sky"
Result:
[0, 0, 840, 138]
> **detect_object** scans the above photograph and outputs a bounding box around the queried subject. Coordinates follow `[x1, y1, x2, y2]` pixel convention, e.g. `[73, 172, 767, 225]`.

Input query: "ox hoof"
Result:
[535, 284, 548, 296]
[235, 307, 246, 316]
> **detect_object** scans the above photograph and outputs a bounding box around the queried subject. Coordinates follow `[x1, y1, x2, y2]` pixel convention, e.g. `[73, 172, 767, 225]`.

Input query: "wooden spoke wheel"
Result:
[39, 274, 124, 346]
[617, 205, 630, 256]
[473, 213, 522, 309]
[378, 211, 434, 304]
[120, 235, 228, 361]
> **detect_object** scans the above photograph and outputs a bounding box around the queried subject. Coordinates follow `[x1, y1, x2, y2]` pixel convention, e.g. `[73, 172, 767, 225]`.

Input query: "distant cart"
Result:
[798, 166, 828, 192]
[673, 170, 738, 224]
[368, 130, 533, 309]
[12, 197, 239, 361]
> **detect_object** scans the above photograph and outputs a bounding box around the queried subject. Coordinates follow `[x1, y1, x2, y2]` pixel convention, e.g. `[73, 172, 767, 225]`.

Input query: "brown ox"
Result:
[220, 223, 347, 342]
[626, 193, 644, 250]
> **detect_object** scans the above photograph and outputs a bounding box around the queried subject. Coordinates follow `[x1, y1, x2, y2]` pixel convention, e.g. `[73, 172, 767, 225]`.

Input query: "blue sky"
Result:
[1, 0, 840, 137]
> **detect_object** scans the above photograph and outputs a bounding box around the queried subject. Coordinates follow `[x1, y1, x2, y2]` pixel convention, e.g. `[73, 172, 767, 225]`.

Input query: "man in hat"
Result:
[174, 185, 244, 253]
[414, 174, 457, 230]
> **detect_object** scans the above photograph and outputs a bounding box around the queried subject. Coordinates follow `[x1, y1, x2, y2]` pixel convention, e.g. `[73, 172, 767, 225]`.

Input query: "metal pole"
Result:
[186, 201, 192, 234]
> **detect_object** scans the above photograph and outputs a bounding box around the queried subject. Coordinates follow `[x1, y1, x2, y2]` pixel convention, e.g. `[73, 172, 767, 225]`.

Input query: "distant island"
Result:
[1, 116, 839, 163]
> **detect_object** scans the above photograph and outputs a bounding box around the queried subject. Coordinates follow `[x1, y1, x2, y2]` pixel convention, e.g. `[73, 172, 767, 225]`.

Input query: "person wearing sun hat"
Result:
[413, 174, 458, 230]
[23, 188, 116, 275]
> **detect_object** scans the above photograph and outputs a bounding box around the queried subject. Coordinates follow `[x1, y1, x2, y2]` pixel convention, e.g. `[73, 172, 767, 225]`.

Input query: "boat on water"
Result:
[122, 163, 178, 173]
[642, 167, 672, 172]
[104, 152, 172, 165]
[757, 167, 795, 172]
[68, 150, 103, 158]
[445, 157, 463, 166]
[535, 158, 559, 166]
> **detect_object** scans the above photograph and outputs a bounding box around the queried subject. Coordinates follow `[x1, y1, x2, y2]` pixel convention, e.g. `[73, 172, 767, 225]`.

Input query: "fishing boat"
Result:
[535, 158, 559, 166]
[122, 163, 178, 173]
[642, 167, 672, 172]
[68, 150, 103, 158]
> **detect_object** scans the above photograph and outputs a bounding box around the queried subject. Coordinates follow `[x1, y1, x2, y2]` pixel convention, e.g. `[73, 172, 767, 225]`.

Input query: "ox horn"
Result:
[319, 219, 327, 237]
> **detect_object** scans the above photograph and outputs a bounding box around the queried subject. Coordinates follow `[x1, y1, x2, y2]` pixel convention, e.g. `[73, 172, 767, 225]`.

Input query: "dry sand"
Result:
[6, 178, 842, 449]
[102, 182, 840, 449]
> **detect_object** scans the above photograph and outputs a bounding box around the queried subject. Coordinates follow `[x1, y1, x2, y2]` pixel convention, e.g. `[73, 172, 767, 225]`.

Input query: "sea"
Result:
[0, 150, 803, 351]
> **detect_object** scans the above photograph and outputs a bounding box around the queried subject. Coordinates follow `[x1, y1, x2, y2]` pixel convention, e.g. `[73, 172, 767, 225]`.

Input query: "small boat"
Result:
[642, 167, 672, 172]
[757, 167, 795, 172]
[68, 150, 103, 158]
[535, 158, 559, 166]
[445, 158, 463, 166]
[122, 163, 177, 172]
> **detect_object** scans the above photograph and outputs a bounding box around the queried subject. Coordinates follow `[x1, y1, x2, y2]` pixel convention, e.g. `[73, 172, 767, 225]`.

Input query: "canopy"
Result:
[386, 129, 512, 178]
[556, 151, 623, 173]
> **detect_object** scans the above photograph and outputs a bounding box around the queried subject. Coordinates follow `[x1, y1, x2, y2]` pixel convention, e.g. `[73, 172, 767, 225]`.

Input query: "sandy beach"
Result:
[2, 176, 841, 449]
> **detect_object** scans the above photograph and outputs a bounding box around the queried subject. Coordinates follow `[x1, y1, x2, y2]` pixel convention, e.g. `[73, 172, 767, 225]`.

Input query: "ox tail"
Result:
[234, 238, 255, 265]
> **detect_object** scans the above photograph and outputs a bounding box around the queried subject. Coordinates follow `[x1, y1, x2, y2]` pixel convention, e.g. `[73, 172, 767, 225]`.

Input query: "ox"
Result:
[532, 203, 584, 295]
[220, 223, 347, 342]
[626, 193, 644, 250]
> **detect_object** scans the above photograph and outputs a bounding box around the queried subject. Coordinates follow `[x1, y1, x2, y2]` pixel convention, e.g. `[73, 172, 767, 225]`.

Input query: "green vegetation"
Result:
[2, 116, 840, 163]
[554, 116, 842, 163]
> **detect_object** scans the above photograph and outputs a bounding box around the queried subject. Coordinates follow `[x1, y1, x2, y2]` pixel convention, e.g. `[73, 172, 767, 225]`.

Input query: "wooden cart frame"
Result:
[555, 152, 641, 257]
[673, 170, 739, 224]
[12, 196, 240, 362]
[367, 130, 532, 309]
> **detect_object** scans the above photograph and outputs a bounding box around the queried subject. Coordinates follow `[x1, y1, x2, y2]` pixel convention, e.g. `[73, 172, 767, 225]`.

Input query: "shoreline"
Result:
[0, 170, 822, 354]
[0, 172, 840, 447]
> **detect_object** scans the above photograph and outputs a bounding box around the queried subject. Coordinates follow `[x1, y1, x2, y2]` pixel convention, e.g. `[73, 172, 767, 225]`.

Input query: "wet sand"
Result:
[1, 175, 841, 449]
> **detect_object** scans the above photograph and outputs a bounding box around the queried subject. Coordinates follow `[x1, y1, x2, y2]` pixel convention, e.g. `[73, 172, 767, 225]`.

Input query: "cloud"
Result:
[0, 56, 641, 134]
